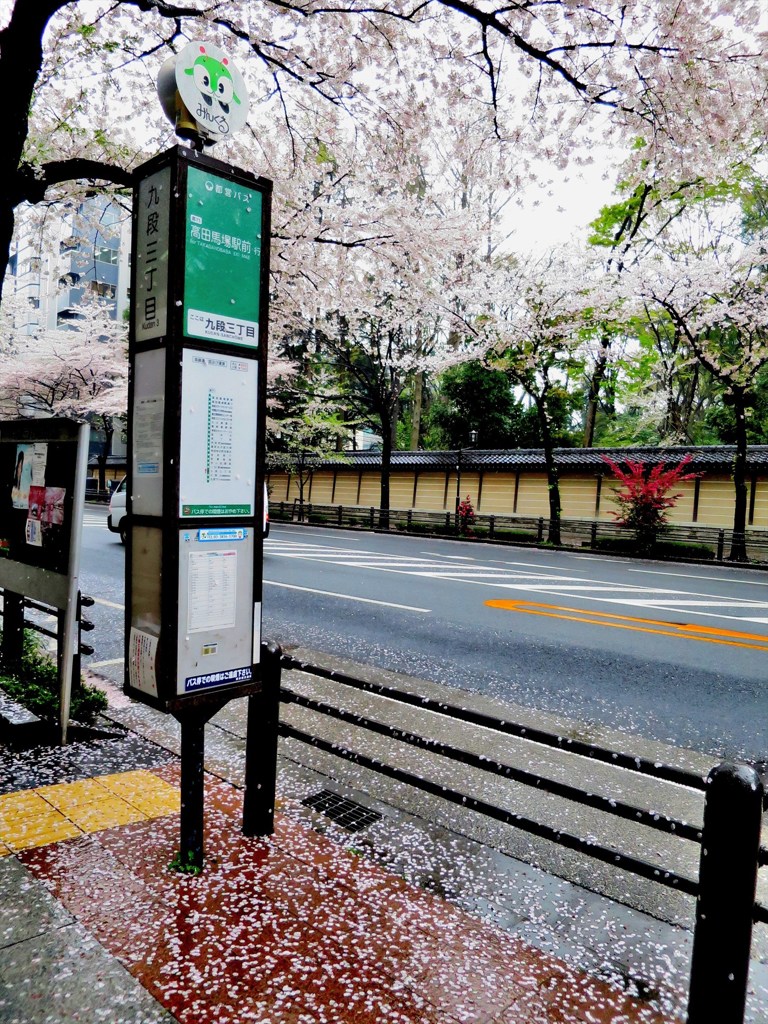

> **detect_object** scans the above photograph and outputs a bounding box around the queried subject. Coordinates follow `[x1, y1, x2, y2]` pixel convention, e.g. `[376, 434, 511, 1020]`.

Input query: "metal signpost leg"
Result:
[174, 698, 230, 870]
[243, 641, 282, 837]
[178, 708, 207, 870]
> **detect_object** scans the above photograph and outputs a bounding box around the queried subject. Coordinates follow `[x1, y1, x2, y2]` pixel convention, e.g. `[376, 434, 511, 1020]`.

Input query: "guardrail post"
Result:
[337, 504, 343, 525]
[407, 509, 412, 531]
[243, 641, 282, 837]
[687, 762, 764, 1024]
[370, 506, 375, 529]
[537, 517, 544, 542]
[1, 590, 24, 673]
[716, 530, 725, 561]
[489, 515, 495, 539]
[591, 522, 598, 547]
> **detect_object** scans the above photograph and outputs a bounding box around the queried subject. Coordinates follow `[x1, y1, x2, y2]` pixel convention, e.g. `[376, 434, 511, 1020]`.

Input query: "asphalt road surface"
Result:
[80, 509, 768, 764]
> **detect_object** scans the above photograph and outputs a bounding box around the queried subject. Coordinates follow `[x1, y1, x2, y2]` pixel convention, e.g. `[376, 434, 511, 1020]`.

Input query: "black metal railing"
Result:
[276, 650, 767, 1024]
[268, 501, 767, 564]
[0, 589, 94, 679]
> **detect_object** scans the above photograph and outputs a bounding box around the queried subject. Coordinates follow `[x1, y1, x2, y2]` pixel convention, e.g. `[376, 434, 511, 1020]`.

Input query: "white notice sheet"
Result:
[187, 549, 237, 632]
[179, 349, 257, 517]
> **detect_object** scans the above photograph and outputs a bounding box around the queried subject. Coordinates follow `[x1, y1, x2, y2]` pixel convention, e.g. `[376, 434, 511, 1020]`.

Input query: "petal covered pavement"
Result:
[0, 739, 669, 1024]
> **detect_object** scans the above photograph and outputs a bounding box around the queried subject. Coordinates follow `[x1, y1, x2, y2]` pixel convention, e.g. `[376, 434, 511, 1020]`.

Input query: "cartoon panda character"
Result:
[186, 46, 241, 114]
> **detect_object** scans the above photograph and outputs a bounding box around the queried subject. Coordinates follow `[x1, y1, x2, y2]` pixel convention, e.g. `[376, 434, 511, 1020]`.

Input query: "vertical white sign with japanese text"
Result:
[135, 166, 171, 343]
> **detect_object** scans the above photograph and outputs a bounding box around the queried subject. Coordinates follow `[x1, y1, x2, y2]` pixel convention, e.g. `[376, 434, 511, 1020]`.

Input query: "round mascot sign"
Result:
[174, 41, 249, 142]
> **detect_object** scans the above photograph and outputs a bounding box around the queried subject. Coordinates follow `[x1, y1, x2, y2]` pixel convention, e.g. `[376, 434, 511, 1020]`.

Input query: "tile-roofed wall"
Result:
[268, 445, 768, 474]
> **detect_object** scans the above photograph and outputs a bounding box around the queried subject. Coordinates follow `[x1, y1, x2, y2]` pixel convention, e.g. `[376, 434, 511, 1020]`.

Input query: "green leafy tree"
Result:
[423, 361, 544, 450]
[476, 250, 593, 545]
[629, 236, 768, 561]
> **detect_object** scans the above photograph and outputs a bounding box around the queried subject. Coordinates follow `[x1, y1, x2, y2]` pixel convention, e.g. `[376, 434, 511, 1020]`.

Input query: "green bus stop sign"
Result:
[184, 164, 262, 349]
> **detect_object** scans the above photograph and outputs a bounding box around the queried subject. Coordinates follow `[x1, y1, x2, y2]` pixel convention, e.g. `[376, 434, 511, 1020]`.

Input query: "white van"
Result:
[107, 477, 127, 543]
[108, 478, 268, 543]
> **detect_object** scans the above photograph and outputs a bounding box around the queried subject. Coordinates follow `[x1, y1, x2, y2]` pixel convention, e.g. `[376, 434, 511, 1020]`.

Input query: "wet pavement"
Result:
[0, 679, 765, 1023]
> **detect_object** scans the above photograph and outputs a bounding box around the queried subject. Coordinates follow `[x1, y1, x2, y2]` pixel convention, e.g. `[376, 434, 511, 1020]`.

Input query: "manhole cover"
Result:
[301, 790, 382, 833]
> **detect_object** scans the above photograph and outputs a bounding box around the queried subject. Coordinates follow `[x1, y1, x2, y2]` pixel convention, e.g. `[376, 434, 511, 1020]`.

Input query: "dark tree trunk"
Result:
[0, 3, 133, 304]
[0, 1, 61, 300]
[410, 370, 424, 450]
[582, 333, 611, 448]
[378, 407, 394, 530]
[729, 393, 749, 562]
[96, 414, 114, 493]
[538, 399, 561, 545]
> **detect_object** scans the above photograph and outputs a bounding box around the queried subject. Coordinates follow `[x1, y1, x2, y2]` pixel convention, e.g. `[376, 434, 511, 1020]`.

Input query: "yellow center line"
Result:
[485, 599, 768, 651]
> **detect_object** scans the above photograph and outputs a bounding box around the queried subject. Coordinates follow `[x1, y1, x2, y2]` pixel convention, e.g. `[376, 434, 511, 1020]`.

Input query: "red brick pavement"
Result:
[20, 766, 669, 1024]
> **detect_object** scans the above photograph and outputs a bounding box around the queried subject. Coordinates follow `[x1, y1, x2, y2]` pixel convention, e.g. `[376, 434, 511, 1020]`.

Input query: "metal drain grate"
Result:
[301, 790, 383, 833]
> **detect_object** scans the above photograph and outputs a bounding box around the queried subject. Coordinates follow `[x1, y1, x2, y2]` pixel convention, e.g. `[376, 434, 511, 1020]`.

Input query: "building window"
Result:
[94, 246, 119, 265]
[89, 281, 115, 299]
[28, 297, 40, 309]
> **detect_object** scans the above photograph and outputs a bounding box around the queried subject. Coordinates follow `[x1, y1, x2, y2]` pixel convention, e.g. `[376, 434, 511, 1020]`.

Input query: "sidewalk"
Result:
[0, 682, 758, 1024]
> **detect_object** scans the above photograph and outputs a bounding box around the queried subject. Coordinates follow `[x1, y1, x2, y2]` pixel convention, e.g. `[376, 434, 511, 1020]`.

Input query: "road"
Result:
[80, 508, 768, 763]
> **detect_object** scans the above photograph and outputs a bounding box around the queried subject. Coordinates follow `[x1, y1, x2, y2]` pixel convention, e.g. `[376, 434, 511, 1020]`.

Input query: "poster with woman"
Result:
[11, 445, 32, 509]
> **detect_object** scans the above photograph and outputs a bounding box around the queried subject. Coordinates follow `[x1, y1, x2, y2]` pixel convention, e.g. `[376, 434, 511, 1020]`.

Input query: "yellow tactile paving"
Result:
[42, 778, 112, 813]
[0, 770, 180, 854]
[0, 790, 53, 822]
[9, 816, 82, 852]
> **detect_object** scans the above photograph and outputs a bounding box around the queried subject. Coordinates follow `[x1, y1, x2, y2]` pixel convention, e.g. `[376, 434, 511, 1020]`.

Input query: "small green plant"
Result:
[168, 849, 203, 875]
[0, 628, 107, 723]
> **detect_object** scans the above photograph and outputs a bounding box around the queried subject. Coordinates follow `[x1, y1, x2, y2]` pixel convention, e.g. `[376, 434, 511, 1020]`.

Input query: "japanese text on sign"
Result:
[183, 166, 261, 349]
[135, 167, 171, 342]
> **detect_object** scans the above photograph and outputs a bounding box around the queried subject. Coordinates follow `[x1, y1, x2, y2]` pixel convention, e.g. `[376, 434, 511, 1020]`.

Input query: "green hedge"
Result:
[655, 539, 715, 560]
[593, 535, 715, 559]
[485, 528, 538, 543]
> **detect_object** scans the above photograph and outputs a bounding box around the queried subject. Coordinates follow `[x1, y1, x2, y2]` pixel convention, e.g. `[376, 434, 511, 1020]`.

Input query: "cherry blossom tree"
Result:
[0, 293, 129, 488]
[581, 172, 751, 445]
[4, 0, 768, 308]
[464, 247, 605, 544]
[625, 235, 768, 560]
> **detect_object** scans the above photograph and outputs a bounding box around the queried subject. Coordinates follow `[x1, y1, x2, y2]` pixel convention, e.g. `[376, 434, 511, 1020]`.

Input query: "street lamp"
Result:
[455, 429, 478, 516]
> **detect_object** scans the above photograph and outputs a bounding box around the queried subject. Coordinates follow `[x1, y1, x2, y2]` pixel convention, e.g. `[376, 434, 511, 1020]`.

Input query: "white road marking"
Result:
[493, 584, 657, 592]
[630, 568, 768, 586]
[88, 657, 124, 668]
[610, 599, 768, 608]
[264, 580, 431, 613]
[264, 539, 768, 625]
[91, 597, 125, 610]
